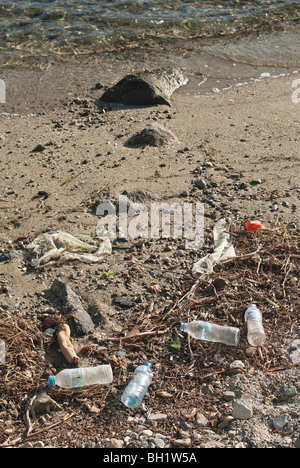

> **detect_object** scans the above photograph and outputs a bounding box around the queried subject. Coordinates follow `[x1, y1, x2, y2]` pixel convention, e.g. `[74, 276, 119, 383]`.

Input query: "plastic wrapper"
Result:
[192, 219, 236, 274]
[27, 231, 112, 267]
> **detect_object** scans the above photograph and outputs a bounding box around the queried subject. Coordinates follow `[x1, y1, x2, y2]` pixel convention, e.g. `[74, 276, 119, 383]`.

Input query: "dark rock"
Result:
[114, 296, 134, 308]
[0, 250, 22, 262]
[194, 178, 207, 189]
[49, 278, 95, 336]
[100, 69, 188, 107]
[31, 144, 46, 153]
[125, 123, 179, 148]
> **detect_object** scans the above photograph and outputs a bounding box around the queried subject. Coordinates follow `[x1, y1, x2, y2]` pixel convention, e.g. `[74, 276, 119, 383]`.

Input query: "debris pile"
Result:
[0, 222, 299, 448]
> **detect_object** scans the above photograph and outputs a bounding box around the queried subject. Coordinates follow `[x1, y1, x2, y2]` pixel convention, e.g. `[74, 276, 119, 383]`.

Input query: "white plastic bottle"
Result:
[181, 321, 240, 346]
[245, 304, 266, 346]
[121, 362, 153, 409]
[48, 365, 113, 388]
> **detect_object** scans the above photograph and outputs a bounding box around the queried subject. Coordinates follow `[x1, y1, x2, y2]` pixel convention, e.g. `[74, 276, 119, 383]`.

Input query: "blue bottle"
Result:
[121, 362, 153, 409]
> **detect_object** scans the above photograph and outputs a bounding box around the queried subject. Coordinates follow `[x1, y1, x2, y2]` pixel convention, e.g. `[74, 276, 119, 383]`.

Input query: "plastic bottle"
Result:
[181, 321, 240, 346]
[48, 364, 113, 388]
[121, 362, 153, 409]
[245, 304, 266, 346]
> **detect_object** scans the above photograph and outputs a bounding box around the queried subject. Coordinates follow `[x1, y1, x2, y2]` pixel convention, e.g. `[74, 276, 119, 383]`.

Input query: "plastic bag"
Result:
[192, 219, 236, 274]
[27, 231, 112, 267]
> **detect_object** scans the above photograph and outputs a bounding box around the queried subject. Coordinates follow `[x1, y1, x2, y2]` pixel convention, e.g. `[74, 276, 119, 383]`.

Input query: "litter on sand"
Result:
[27, 231, 112, 267]
[192, 219, 236, 274]
[245, 220, 266, 232]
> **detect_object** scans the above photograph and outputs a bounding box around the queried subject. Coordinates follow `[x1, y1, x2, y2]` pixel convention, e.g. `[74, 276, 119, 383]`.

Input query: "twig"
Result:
[102, 329, 169, 343]
[24, 395, 37, 436]
[60, 170, 84, 186]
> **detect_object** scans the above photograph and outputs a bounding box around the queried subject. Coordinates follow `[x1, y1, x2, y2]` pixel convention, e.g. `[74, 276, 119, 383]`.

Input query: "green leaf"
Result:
[169, 333, 181, 352]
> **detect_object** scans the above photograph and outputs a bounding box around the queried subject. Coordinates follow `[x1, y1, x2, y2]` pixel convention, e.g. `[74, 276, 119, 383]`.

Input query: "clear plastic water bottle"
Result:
[245, 304, 266, 346]
[181, 321, 240, 346]
[121, 362, 153, 409]
[48, 365, 113, 388]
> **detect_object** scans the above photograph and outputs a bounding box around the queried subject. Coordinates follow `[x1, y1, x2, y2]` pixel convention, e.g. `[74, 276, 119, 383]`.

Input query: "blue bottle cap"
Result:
[143, 362, 152, 370]
[48, 376, 55, 386]
[181, 323, 187, 332]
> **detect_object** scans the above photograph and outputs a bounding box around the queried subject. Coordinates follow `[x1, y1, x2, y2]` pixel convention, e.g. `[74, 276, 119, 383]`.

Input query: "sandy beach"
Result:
[0, 53, 299, 448]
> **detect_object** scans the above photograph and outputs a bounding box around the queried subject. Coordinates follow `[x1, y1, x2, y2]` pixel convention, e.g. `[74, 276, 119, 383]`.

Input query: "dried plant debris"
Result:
[0, 224, 299, 448]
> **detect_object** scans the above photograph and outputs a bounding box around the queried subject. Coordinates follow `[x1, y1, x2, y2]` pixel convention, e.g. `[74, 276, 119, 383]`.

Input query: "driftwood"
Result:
[56, 323, 80, 366]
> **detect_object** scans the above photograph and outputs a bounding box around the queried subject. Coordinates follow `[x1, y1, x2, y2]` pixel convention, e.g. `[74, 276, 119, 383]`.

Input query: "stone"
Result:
[289, 339, 300, 363]
[232, 400, 253, 420]
[250, 179, 262, 185]
[272, 413, 291, 430]
[31, 391, 61, 415]
[223, 391, 235, 401]
[0, 250, 22, 262]
[100, 68, 188, 107]
[49, 278, 95, 336]
[194, 178, 207, 189]
[172, 438, 191, 447]
[150, 437, 165, 448]
[31, 144, 46, 153]
[295, 436, 300, 448]
[283, 386, 297, 398]
[270, 204, 278, 212]
[141, 429, 153, 437]
[230, 360, 245, 373]
[114, 296, 134, 308]
[125, 123, 179, 148]
[107, 439, 124, 448]
[195, 413, 209, 427]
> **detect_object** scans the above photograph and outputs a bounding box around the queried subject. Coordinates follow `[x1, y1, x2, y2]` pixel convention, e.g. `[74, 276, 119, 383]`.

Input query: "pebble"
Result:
[0, 250, 22, 262]
[223, 390, 235, 401]
[232, 399, 253, 420]
[106, 438, 124, 448]
[295, 437, 300, 448]
[289, 339, 300, 363]
[194, 178, 207, 189]
[250, 178, 262, 185]
[172, 438, 191, 447]
[150, 437, 165, 448]
[195, 413, 209, 427]
[273, 413, 291, 430]
[283, 386, 297, 399]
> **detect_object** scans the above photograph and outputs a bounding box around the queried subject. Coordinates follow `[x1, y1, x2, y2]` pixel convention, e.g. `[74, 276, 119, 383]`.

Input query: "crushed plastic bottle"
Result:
[181, 321, 240, 346]
[121, 362, 153, 409]
[245, 304, 266, 346]
[48, 365, 113, 388]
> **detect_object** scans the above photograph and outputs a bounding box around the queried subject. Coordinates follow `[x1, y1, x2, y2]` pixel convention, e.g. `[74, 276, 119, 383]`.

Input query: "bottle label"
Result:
[201, 322, 212, 341]
[246, 310, 261, 322]
[71, 369, 82, 387]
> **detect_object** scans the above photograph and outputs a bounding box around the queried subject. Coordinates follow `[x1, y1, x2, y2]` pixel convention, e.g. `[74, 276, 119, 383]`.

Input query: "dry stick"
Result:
[161, 276, 203, 321]
[221, 245, 262, 264]
[103, 329, 168, 343]
[26, 413, 75, 440]
[60, 170, 84, 186]
[56, 323, 80, 366]
[24, 395, 37, 436]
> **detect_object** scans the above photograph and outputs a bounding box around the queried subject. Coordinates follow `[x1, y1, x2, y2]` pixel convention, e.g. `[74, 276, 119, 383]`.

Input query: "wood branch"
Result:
[56, 323, 80, 366]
